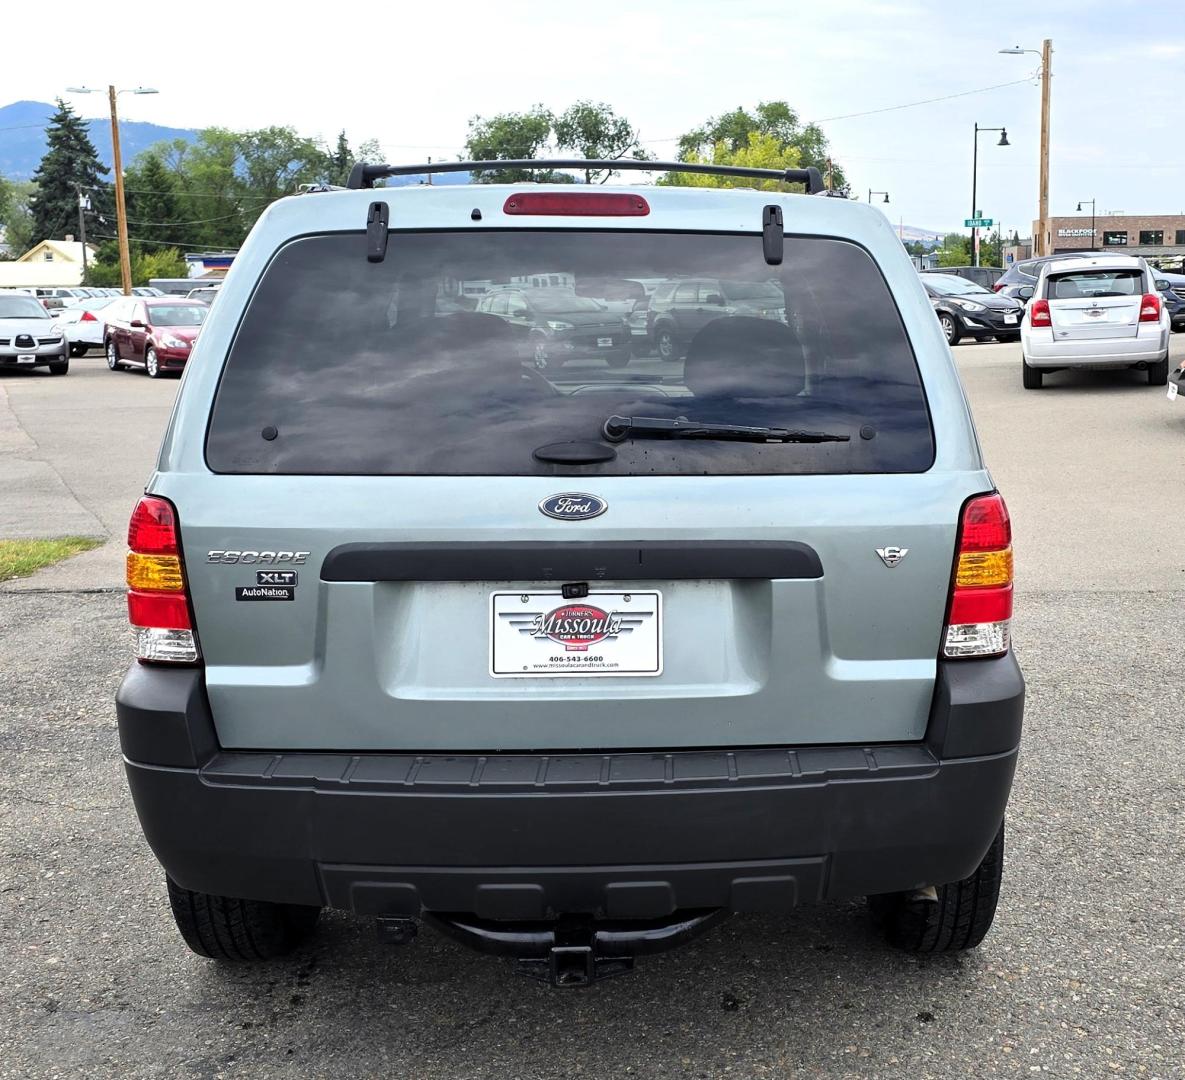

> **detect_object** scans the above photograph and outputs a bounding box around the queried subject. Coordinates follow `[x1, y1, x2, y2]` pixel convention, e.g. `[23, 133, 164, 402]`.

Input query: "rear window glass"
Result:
[206, 231, 934, 476]
[1046, 268, 1144, 299]
[147, 304, 207, 326]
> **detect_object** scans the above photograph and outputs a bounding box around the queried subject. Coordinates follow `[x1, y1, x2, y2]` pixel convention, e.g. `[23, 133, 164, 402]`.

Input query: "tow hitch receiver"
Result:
[425, 909, 726, 988]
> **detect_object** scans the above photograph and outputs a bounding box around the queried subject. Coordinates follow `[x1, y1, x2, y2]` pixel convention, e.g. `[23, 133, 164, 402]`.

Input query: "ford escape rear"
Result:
[116, 159, 1024, 985]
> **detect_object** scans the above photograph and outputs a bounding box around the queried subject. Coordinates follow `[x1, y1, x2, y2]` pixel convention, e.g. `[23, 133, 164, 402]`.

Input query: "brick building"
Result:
[1037, 213, 1185, 269]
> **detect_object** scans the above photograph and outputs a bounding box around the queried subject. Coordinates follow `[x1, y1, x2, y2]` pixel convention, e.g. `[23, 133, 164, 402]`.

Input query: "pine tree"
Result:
[331, 130, 352, 186]
[28, 99, 112, 243]
[125, 154, 183, 251]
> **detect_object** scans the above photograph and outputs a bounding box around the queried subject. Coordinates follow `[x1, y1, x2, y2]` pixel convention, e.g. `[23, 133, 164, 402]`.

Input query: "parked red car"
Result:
[104, 298, 208, 378]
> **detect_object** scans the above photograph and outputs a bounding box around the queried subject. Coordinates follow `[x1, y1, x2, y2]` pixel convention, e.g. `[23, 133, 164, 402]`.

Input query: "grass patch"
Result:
[0, 536, 104, 583]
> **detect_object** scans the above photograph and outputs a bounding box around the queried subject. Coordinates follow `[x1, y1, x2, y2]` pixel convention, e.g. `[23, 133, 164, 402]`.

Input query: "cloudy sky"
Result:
[8, 0, 1184, 235]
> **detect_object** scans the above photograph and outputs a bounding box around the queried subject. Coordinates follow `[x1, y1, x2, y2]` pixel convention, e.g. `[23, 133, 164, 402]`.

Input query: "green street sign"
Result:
[965, 217, 993, 228]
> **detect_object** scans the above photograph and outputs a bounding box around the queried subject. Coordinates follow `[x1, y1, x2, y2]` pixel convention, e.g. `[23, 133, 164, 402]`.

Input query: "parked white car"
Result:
[1020, 255, 1170, 389]
[55, 296, 118, 355]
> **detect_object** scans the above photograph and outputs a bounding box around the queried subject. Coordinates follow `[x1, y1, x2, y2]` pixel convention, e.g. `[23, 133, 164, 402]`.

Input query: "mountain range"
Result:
[0, 100, 196, 181]
[0, 100, 468, 187]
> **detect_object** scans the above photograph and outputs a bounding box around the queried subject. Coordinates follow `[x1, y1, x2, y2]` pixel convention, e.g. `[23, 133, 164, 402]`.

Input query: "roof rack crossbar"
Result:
[346, 159, 825, 194]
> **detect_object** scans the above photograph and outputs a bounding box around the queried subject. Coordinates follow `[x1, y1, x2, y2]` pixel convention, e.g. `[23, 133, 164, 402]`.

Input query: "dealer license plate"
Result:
[490, 590, 662, 677]
[597, 336, 613, 347]
[16, 354, 36, 364]
[1003, 314, 1018, 325]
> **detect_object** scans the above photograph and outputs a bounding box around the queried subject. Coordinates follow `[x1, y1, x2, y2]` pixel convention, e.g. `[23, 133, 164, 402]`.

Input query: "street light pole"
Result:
[1077, 198, 1096, 249]
[1000, 41, 1052, 255]
[64, 85, 159, 296]
[971, 124, 1009, 266]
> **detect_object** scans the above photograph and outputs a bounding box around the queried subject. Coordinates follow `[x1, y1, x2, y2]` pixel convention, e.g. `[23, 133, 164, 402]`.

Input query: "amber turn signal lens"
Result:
[126, 551, 185, 592]
[955, 547, 1013, 588]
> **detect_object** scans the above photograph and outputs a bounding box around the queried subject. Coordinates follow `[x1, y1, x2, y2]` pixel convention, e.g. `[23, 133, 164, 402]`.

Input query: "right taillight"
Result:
[943, 493, 1013, 659]
[1028, 299, 1051, 327]
[1139, 292, 1161, 322]
[126, 495, 200, 664]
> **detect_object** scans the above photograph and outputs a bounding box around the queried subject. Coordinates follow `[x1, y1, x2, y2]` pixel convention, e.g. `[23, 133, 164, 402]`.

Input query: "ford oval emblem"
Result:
[539, 493, 607, 521]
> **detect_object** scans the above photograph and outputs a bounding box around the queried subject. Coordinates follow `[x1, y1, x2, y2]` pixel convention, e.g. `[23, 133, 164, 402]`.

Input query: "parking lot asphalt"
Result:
[1, 339, 1184, 1078]
[0, 354, 177, 590]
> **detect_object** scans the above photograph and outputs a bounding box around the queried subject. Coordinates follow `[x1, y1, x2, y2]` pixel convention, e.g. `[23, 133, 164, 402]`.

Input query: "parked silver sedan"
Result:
[55, 296, 118, 356]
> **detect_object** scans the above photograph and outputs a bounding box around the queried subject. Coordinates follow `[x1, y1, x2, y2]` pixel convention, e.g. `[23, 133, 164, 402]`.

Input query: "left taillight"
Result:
[126, 495, 200, 664]
[80, 310, 97, 322]
[942, 493, 1013, 659]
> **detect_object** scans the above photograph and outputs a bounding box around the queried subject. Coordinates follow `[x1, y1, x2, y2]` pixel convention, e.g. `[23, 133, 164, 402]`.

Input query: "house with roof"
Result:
[0, 238, 97, 288]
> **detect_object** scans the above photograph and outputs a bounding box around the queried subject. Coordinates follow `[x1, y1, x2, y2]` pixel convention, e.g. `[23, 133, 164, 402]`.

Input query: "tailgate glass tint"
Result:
[1046, 268, 1144, 299]
[206, 230, 933, 475]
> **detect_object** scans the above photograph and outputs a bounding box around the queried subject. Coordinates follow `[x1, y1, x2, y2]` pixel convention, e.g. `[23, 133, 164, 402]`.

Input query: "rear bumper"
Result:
[117, 656, 1024, 918]
[1022, 326, 1169, 366]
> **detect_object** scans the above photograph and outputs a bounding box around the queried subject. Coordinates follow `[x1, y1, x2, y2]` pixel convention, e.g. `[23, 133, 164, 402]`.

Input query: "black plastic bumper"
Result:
[117, 656, 1023, 919]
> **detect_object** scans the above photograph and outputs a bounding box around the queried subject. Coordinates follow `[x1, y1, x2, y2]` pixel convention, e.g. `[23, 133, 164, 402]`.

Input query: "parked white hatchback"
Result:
[1020, 254, 1170, 389]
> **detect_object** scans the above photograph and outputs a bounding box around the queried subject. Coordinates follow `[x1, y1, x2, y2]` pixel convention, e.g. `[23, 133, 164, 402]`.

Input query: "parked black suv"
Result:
[647, 278, 785, 359]
[920, 265, 1004, 290]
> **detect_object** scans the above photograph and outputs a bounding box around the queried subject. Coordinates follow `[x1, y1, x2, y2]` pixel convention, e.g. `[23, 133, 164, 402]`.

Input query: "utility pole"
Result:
[77, 186, 89, 280]
[1037, 39, 1052, 256]
[107, 85, 133, 295]
[825, 156, 833, 192]
[999, 41, 1053, 256]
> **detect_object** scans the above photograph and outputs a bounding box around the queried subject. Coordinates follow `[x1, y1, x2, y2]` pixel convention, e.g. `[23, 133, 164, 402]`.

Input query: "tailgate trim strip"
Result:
[320, 541, 822, 582]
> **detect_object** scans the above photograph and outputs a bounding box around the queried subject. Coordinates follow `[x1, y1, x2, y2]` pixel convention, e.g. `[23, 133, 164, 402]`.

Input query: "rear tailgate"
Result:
[155, 188, 989, 755]
[1048, 294, 1140, 340]
[174, 473, 975, 751]
[1046, 266, 1145, 340]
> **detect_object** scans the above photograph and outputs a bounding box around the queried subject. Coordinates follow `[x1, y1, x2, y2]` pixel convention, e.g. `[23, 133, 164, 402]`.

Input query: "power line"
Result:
[91, 232, 236, 252]
[813, 76, 1037, 123]
[125, 210, 248, 227]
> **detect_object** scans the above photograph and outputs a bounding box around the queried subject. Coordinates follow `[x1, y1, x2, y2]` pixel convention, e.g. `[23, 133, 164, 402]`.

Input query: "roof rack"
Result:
[346, 159, 826, 195]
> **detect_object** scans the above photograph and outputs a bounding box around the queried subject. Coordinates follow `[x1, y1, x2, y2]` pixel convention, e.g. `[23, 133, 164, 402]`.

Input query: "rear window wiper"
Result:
[602, 415, 850, 444]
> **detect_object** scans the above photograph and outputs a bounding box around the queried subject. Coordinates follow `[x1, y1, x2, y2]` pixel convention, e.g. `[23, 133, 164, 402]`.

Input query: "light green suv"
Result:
[116, 159, 1023, 987]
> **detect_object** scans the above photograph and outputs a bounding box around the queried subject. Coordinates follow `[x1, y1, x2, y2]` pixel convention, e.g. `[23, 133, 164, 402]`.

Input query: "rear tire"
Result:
[1148, 354, 1169, 386]
[869, 822, 1005, 953]
[166, 877, 321, 961]
[1022, 358, 1043, 389]
[106, 339, 123, 371]
[604, 349, 632, 369]
[69, 343, 88, 357]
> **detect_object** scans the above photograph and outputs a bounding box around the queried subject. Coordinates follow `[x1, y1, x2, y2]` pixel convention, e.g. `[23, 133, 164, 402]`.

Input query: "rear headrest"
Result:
[1051, 278, 1081, 299]
[683, 316, 806, 402]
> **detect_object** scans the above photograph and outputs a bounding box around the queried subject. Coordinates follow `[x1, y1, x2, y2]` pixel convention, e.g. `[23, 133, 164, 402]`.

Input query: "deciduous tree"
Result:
[464, 107, 572, 183]
[552, 101, 650, 184]
[660, 133, 803, 191]
[676, 101, 846, 193]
